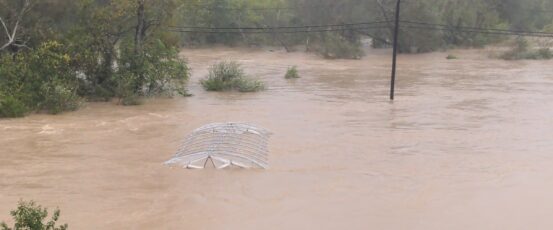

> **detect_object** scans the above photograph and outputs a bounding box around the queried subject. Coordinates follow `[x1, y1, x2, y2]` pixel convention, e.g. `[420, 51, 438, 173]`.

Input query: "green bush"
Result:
[537, 48, 553, 59]
[284, 66, 300, 79]
[446, 54, 458, 60]
[114, 39, 190, 103]
[40, 83, 81, 114]
[0, 41, 81, 116]
[201, 61, 265, 92]
[500, 38, 552, 60]
[120, 95, 143, 106]
[0, 96, 29, 118]
[1, 200, 68, 230]
[235, 78, 265, 92]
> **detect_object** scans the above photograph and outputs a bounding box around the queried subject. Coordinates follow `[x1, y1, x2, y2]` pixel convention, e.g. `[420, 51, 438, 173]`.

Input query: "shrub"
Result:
[500, 38, 552, 60]
[116, 39, 190, 99]
[537, 48, 553, 59]
[446, 54, 458, 60]
[284, 66, 300, 79]
[201, 61, 244, 91]
[120, 95, 143, 106]
[40, 83, 81, 114]
[1, 200, 68, 230]
[0, 96, 29, 118]
[235, 78, 265, 92]
[0, 41, 81, 116]
[201, 61, 265, 92]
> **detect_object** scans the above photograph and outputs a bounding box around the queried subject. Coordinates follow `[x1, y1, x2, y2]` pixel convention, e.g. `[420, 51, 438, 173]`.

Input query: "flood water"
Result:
[1, 47, 553, 229]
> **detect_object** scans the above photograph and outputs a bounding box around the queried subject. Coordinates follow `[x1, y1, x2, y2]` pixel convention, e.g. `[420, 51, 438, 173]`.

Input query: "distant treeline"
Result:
[175, 0, 553, 54]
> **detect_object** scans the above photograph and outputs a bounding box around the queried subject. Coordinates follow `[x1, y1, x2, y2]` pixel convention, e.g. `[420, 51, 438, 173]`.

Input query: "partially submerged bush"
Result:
[235, 78, 265, 92]
[201, 61, 265, 92]
[115, 39, 190, 101]
[0, 38, 191, 117]
[1, 200, 68, 230]
[500, 37, 553, 60]
[536, 48, 553, 59]
[284, 66, 300, 79]
[120, 95, 143, 106]
[446, 54, 458, 60]
[40, 83, 81, 114]
[0, 41, 80, 117]
[0, 96, 29, 118]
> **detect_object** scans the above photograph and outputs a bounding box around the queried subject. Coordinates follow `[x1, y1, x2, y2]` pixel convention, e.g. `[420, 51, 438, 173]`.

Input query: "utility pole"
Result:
[390, 0, 401, 100]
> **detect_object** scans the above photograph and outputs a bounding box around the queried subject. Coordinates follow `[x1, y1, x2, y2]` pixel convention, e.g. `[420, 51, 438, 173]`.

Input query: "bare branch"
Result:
[376, 0, 395, 34]
[0, 16, 12, 40]
[0, 42, 11, 50]
[12, 43, 31, 50]
[0, 0, 33, 51]
[11, 20, 20, 41]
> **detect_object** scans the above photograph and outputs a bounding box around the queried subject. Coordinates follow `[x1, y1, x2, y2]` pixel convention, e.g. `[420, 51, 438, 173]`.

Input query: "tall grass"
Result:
[285, 66, 300, 79]
[200, 61, 265, 92]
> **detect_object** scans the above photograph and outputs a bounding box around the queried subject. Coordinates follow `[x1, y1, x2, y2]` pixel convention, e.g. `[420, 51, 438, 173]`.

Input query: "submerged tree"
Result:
[0, 0, 190, 118]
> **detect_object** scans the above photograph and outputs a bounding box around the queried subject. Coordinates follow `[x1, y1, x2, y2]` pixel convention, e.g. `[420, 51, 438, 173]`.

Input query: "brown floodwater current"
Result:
[1, 47, 553, 229]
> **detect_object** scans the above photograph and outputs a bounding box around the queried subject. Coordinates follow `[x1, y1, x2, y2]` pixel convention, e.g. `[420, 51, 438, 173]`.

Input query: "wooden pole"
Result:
[390, 0, 401, 100]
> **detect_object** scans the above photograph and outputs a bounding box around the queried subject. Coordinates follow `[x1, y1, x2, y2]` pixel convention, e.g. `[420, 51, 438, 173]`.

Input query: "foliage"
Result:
[173, 0, 553, 54]
[0, 41, 80, 116]
[500, 37, 553, 60]
[2, 0, 553, 118]
[201, 61, 264, 92]
[235, 78, 265, 92]
[0, 0, 190, 117]
[446, 54, 458, 60]
[285, 66, 300, 79]
[0, 200, 68, 230]
[395, 0, 443, 53]
[0, 96, 28, 118]
[201, 61, 245, 91]
[537, 48, 553, 59]
[40, 83, 81, 114]
[116, 39, 190, 102]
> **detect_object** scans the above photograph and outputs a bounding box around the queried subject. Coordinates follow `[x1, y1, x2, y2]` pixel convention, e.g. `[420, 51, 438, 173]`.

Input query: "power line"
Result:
[168, 20, 390, 30]
[166, 19, 553, 38]
[401, 20, 553, 36]
[402, 0, 553, 13]
[167, 25, 389, 34]
[401, 25, 553, 38]
[176, 1, 330, 12]
[185, 5, 296, 11]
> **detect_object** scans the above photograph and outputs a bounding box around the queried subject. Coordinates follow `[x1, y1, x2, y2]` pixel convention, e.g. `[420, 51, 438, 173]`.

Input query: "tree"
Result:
[0, 200, 68, 230]
[0, 0, 33, 52]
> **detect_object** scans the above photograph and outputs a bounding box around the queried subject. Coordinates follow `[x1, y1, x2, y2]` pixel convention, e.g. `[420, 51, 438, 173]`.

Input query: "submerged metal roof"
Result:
[164, 122, 271, 169]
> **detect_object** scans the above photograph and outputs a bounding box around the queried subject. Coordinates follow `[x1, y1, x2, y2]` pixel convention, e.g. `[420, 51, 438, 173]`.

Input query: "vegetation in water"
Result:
[0, 96, 28, 118]
[201, 61, 265, 92]
[0, 0, 190, 118]
[1, 200, 68, 230]
[2, 0, 553, 118]
[500, 37, 553, 60]
[285, 66, 300, 79]
[446, 54, 458, 60]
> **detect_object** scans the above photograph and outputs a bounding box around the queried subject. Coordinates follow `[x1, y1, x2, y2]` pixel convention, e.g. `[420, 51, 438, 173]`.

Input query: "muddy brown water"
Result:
[1, 47, 553, 229]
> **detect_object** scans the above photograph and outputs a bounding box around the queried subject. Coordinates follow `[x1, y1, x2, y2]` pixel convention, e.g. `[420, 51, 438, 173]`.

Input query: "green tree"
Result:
[0, 200, 68, 230]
